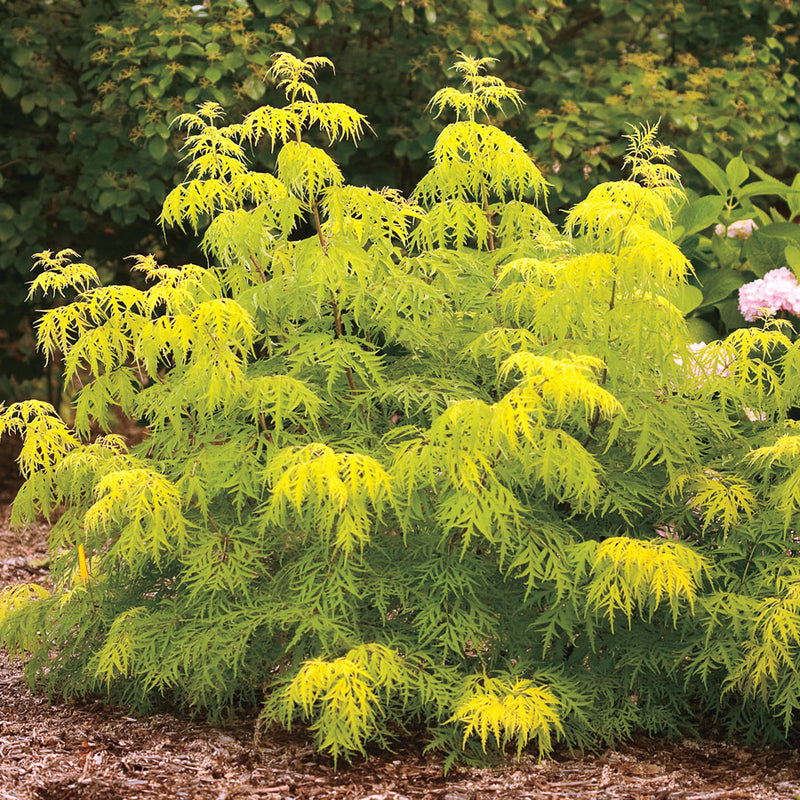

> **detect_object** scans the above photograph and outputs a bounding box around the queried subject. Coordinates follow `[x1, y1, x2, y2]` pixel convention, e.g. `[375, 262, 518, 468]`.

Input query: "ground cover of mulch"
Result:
[2, 434, 800, 799]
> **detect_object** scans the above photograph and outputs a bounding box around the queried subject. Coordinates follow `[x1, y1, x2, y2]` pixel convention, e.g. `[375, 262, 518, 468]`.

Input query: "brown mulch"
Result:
[2, 433, 800, 799]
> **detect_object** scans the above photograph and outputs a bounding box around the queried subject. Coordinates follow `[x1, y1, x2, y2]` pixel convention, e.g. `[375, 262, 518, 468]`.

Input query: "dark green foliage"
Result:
[4, 53, 800, 766]
[2, 0, 799, 398]
[672, 152, 800, 340]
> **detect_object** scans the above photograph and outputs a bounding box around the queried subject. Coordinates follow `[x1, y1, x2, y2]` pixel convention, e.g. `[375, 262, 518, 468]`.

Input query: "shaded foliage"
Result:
[1, 0, 798, 397]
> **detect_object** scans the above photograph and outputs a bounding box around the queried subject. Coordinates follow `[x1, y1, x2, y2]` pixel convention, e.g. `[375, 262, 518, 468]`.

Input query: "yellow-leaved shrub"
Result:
[3, 53, 800, 765]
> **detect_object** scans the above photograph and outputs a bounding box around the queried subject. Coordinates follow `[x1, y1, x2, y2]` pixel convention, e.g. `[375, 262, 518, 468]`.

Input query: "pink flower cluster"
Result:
[738, 267, 800, 322]
[714, 219, 758, 239]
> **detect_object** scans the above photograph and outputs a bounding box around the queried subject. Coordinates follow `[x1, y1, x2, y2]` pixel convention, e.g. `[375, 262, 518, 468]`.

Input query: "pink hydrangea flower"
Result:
[714, 219, 758, 239]
[738, 267, 800, 322]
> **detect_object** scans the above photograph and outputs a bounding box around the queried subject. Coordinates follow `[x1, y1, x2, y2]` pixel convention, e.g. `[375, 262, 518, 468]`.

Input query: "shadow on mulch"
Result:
[1, 429, 800, 798]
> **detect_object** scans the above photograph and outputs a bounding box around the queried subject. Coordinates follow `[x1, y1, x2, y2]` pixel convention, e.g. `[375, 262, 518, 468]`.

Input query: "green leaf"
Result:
[446, 29, 462, 49]
[673, 284, 704, 314]
[554, 139, 572, 158]
[754, 221, 800, 244]
[696, 268, 746, 307]
[317, 2, 333, 23]
[254, 0, 285, 11]
[1, 75, 22, 99]
[205, 66, 222, 83]
[11, 48, 32, 68]
[599, 0, 624, 14]
[20, 95, 36, 114]
[743, 223, 800, 276]
[626, 3, 645, 22]
[714, 297, 747, 332]
[402, 3, 414, 23]
[736, 180, 792, 200]
[243, 76, 267, 101]
[680, 150, 729, 196]
[725, 155, 749, 189]
[673, 195, 726, 239]
[148, 137, 168, 162]
[744, 230, 787, 276]
[685, 317, 720, 344]
[786, 244, 800, 280]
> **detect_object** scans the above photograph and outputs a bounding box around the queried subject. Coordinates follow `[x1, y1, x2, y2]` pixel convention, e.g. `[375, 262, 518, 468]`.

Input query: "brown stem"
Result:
[248, 250, 268, 283]
[329, 289, 357, 391]
[547, 9, 603, 47]
[312, 201, 327, 252]
[329, 289, 344, 337]
[484, 202, 496, 254]
[0, 158, 28, 171]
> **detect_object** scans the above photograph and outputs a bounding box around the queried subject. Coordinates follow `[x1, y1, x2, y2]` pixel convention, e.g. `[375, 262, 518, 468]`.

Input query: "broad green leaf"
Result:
[754, 222, 800, 244]
[714, 297, 747, 330]
[743, 223, 800, 276]
[737, 179, 798, 201]
[672, 284, 704, 314]
[1, 75, 22, 99]
[181, 42, 206, 56]
[674, 195, 726, 239]
[786, 244, 800, 279]
[685, 317, 719, 343]
[254, 0, 285, 11]
[554, 139, 572, 158]
[243, 76, 267, 102]
[147, 137, 168, 162]
[317, 2, 333, 23]
[626, 3, 645, 22]
[725, 155, 749, 189]
[744, 231, 789, 277]
[696, 268, 747, 307]
[600, 0, 624, 14]
[11, 48, 32, 68]
[680, 150, 729, 196]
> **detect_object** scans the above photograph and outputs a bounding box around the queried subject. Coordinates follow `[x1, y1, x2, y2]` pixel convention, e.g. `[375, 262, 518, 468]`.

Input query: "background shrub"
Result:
[1, 0, 798, 397]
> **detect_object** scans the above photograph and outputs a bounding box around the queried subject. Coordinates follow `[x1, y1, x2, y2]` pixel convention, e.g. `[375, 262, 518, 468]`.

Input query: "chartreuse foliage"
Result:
[6, 53, 800, 766]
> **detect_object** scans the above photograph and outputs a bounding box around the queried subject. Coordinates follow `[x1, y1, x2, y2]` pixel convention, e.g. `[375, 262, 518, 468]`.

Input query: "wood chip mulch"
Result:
[2, 434, 800, 799]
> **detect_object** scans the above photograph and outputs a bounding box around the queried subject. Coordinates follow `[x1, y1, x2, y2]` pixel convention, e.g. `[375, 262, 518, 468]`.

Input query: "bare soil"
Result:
[2, 434, 800, 799]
